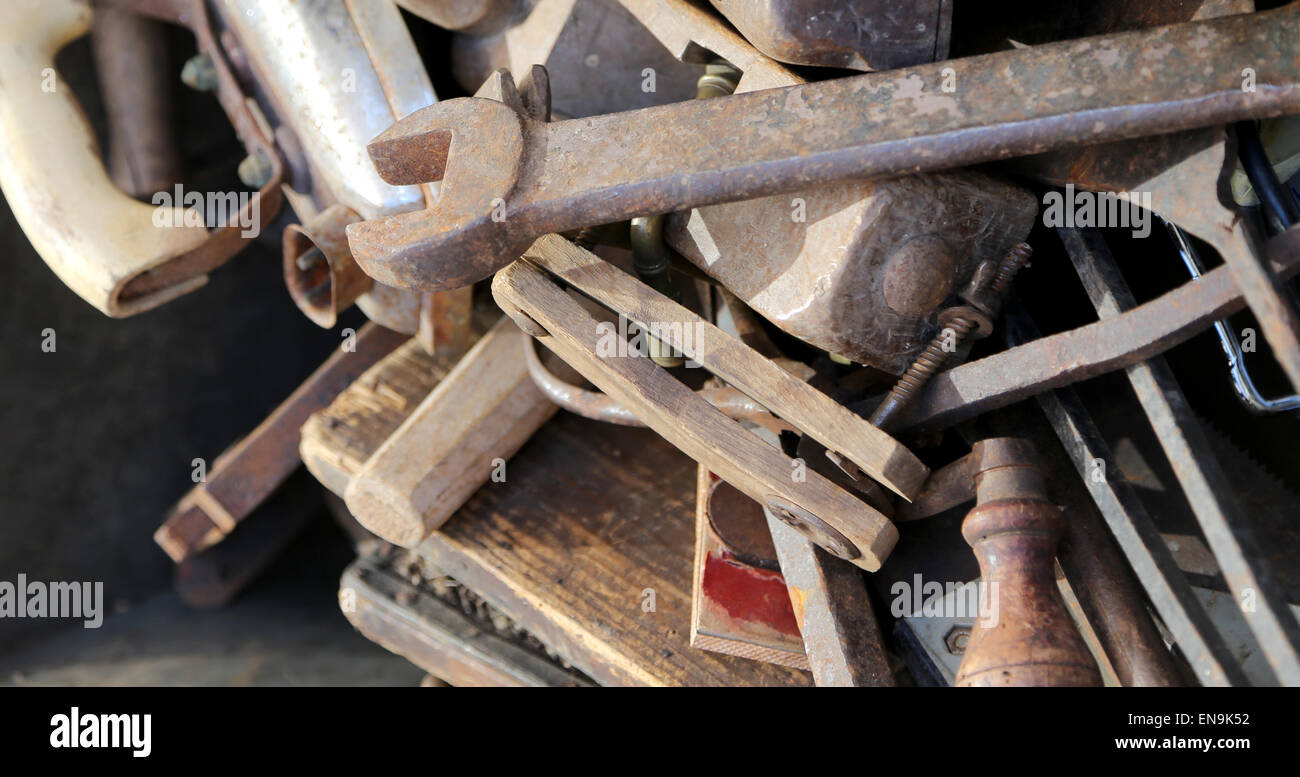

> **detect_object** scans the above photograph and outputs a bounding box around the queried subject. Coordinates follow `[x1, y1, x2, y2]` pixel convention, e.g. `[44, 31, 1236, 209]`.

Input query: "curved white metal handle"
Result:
[0, 0, 209, 317]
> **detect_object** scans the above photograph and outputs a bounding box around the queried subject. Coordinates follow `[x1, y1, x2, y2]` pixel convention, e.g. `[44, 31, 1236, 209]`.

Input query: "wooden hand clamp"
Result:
[492, 235, 930, 571]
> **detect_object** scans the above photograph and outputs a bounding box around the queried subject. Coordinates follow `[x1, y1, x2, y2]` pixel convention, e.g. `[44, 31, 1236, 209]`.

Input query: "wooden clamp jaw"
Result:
[492, 235, 931, 571]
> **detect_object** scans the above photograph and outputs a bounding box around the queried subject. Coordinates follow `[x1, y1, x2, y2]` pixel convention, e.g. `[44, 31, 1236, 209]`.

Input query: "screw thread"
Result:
[900, 314, 979, 392]
[988, 242, 1033, 299]
[571, 225, 603, 251]
[870, 243, 1031, 432]
[871, 314, 978, 430]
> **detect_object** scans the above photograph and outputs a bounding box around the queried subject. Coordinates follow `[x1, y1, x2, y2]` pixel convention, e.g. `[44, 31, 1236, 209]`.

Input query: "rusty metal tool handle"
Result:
[348, 5, 1300, 292]
[894, 225, 1300, 432]
[155, 322, 408, 562]
[955, 438, 1103, 687]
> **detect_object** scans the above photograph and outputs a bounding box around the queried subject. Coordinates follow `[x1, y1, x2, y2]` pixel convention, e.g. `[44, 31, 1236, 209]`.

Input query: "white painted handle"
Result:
[0, 0, 209, 317]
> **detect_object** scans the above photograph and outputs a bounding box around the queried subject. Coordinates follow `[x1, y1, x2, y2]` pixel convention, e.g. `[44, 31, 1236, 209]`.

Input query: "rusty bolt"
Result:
[238, 150, 274, 189]
[961, 242, 1034, 318]
[180, 53, 218, 92]
[945, 625, 971, 655]
[697, 60, 742, 99]
[868, 243, 1033, 432]
[764, 497, 860, 561]
[500, 300, 548, 338]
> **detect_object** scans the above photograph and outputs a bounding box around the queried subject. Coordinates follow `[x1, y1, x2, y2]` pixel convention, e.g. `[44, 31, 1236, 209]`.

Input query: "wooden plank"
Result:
[523, 234, 928, 500]
[301, 334, 810, 686]
[340, 558, 592, 687]
[299, 338, 462, 497]
[155, 321, 407, 562]
[493, 257, 898, 571]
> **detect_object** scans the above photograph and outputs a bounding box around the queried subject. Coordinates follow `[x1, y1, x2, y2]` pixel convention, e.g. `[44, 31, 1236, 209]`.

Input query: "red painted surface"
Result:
[702, 551, 801, 637]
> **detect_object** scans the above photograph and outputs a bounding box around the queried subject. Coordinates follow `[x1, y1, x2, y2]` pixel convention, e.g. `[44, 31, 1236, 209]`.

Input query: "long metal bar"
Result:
[897, 226, 1300, 431]
[1024, 357, 1247, 686]
[1061, 226, 1300, 685]
[349, 5, 1300, 291]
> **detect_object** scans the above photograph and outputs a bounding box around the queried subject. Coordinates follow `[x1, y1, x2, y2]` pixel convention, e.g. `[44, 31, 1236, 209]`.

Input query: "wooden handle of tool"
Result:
[955, 438, 1102, 687]
[0, 0, 209, 317]
[344, 316, 560, 547]
[155, 322, 409, 562]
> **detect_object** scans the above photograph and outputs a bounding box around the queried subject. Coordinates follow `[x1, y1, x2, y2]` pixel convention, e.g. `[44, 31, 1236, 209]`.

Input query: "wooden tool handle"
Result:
[0, 0, 209, 317]
[344, 316, 560, 547]
[955, 438, 1102, 687]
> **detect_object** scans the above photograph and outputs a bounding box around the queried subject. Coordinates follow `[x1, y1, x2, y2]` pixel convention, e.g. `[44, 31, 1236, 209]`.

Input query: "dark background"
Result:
[0, 32, 420, 685]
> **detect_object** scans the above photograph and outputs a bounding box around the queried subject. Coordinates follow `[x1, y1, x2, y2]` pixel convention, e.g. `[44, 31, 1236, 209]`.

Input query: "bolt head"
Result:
[181, 54, 218, 92]
[765, 497, 860, 561]
[944, 625, 971, 655]
[237, 151, 274, 189]
[882, 234, 956, 317]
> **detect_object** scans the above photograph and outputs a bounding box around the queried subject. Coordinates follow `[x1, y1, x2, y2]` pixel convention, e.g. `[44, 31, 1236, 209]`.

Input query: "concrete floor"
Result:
[0, 192, 423, 684]
[2, 521, 423, 687]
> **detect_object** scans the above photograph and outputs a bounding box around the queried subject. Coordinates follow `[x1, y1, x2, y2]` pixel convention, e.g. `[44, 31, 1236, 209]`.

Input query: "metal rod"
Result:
[1060, 225, 1300, 685]
[1024, 359, 1247, 686]
[1165, 218, 1300, 413]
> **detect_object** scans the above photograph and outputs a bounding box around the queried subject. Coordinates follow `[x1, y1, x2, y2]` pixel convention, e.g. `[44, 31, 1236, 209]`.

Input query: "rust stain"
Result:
[787, 585, 808, 631]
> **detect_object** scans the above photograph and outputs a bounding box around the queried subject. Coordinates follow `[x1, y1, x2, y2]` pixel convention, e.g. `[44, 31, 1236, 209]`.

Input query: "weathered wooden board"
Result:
[300, 338, 461, 498]
[345, 317, 559, 547]
[340, 557, 592, 687]
[302, 336, 811, 686]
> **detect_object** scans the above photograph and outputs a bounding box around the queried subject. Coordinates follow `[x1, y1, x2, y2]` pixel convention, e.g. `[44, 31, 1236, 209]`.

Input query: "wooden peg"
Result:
[955, 438, 1102, 687]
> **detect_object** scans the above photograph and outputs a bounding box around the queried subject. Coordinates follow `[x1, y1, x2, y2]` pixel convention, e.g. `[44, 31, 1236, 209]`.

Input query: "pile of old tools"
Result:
[5, 0, 1300, 685]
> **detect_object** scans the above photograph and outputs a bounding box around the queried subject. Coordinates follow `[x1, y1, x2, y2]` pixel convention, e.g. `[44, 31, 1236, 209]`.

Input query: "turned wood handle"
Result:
[0, 0, 209, 317]
[955, 438, 1102, 687]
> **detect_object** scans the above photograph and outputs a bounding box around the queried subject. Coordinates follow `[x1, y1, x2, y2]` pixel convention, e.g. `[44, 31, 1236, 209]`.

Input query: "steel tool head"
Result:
[346, 95, 530, 291]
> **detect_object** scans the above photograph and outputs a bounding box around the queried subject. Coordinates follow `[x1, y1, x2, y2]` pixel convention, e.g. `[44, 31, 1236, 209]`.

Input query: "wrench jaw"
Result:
[367, 128, 453, 188]
[346, 209, 531, 291]
[347, 96, 530, 291]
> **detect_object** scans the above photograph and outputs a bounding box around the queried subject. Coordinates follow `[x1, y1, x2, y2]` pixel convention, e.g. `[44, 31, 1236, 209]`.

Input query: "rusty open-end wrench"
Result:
[346, 5, 1300, 292]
